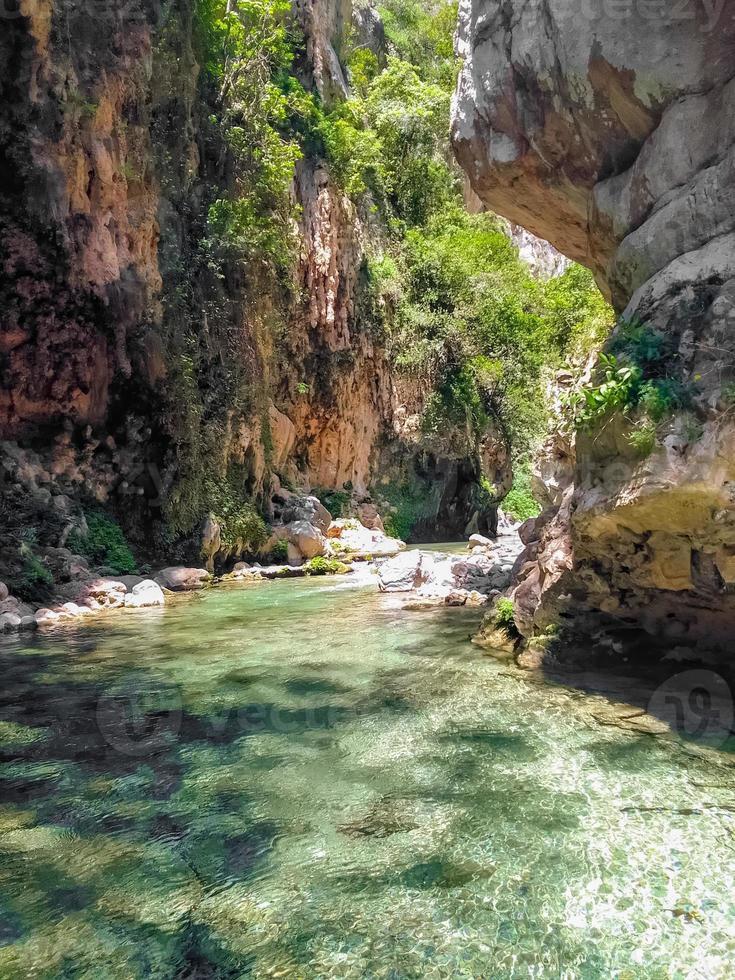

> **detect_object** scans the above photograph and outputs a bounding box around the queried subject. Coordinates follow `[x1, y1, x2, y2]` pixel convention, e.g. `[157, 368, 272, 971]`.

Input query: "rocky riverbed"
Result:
[0, 490, 525, 633]
[376, 532, 524, 609]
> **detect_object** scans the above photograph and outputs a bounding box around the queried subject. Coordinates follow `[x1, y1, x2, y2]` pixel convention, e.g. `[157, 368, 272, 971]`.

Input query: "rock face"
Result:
[0, 0, 511, 571]
[453, 1, 735, 653]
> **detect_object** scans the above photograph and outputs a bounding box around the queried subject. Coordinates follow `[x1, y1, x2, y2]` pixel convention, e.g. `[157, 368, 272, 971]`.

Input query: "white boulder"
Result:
[328, 519, 404, 559]
[35, 608, 60, 627]
[124, 580, 166, 609]
[0, 612, 22, 632]
[78, 579, 128, 610]
[468, 533, 493, 549]
[281, 495, 332, 533]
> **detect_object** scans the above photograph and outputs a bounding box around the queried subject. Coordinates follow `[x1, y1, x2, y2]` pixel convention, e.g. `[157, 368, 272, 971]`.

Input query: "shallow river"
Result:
[1, 554, 734, 978]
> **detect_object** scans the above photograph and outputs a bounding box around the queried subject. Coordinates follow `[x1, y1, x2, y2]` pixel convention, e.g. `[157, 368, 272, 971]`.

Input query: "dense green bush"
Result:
[493, 597, 518, 636]
[11, 550, 54, 603]
[305, 556, 350, 575]
[69, 513, 138, 574]
[502, 464, 541, 523]
[269, 538, 290, 562]
[378, 481, 430, 541]
[565, 319, 695, 445]
[203, 477, 269, 553]
[314, 487, 351, 518]
[194, 0, 303, 271]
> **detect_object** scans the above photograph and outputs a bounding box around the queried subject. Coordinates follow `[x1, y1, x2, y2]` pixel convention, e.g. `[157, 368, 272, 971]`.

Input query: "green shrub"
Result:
[269, 538, 289, 562]
[609, 317, 668, 368]
[378, 482, 428, 542]
[564, 353, 642, 430]
[567, 320, 695, 434]
[500, 462, 540, 522]
[194, 0, 303, 275]
[638, 378, 692, 421]
[69, 513, 137, 574]
[315, 487, 351, 518]
[494, 597, 518, 635]
[12, 551, 54, 603]
[203, 478, 269, 554]
[502, 488, 539, 523]
[304, 556, 350, 575]
[628, 420, 657, 457]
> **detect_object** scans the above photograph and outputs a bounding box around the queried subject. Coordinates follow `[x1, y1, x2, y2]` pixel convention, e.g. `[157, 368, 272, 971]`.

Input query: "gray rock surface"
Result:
[281, 495, 332, 534]
[285, 520, 328, 559]
[155, 567, 210, 592]
[452, 0, 735, 653]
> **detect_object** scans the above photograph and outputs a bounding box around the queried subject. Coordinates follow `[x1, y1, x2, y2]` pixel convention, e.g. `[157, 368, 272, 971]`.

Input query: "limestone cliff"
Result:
[0, 0, 508, 581]
[453, 0, 735, 653]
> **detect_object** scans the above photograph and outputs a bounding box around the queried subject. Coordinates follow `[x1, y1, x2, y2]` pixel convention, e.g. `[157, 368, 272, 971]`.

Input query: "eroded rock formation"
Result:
[453, 0, 735, 653]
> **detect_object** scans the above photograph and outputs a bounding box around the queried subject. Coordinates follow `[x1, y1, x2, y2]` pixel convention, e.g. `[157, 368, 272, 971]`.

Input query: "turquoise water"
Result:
[1, 564, 735, 977]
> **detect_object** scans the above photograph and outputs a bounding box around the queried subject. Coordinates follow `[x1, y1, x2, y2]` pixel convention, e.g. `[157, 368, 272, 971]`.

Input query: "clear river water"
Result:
[0, 550, 734, 978]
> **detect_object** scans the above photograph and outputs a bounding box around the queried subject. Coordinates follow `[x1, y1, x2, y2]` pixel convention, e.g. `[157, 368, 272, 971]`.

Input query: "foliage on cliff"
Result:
[155, 0, 611, 547]
[342, 1, 612, 459]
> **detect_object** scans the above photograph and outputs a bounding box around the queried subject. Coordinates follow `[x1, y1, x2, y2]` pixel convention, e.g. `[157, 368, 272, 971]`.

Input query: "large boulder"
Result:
[155, 567, 210, 592]
[328, 519, 404, 559]
[124, 580, 166, 609]
[0, 596, 34, 618]
[377, 551, 428, 593]
[0, 612, 22, 632]
[468, 533, 493, 549]
[356, 501, 384, 532]
[281, 495, 332, 533]
[285, 521, 328, 559]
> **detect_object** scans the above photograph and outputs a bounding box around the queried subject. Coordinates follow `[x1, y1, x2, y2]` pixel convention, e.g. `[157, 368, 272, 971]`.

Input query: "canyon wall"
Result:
[0, 0, 507, 573]
[453, 0, 735, 653]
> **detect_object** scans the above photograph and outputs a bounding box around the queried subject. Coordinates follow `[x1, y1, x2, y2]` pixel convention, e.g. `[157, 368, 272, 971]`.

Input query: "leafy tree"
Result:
[195, 0, 304, 271]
